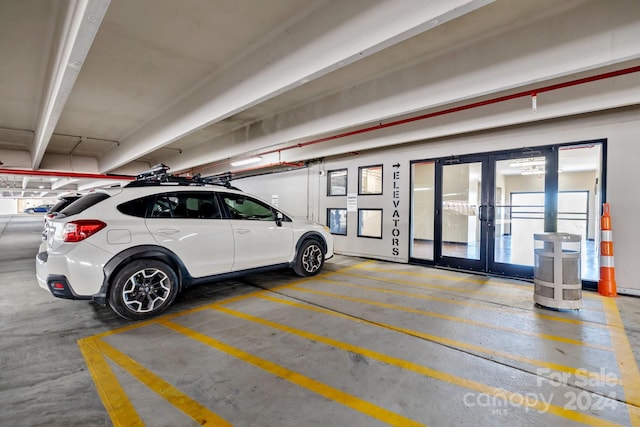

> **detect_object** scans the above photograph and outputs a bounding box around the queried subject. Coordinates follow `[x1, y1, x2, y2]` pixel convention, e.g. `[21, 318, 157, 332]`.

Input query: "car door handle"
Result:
[156, 228, 180, 234]
[235, 228, 250, 234]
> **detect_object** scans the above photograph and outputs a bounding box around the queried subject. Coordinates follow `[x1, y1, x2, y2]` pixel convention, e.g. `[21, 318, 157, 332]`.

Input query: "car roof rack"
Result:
[126, 164, 242, 190]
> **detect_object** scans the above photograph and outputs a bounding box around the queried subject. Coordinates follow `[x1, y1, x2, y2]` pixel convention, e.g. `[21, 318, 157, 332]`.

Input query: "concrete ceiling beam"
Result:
[31, 0, 110, 169]
[165, 0, 640, 173]
[97, 0, 493, 172]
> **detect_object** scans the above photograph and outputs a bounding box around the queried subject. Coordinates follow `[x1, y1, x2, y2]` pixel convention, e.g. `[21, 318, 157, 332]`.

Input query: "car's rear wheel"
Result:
[293, 239, 324, 277]
[108, 259, 179, 320]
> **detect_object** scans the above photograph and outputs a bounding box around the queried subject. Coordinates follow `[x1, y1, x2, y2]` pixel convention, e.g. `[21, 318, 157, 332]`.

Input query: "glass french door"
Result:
[411, 148, 557, 278]
[436, 156, 488, 272]
[489, 150, 554, 277]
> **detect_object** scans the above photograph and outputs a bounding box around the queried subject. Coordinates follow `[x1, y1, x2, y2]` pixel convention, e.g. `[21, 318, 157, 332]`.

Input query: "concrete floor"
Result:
[1, 215, 639, 426]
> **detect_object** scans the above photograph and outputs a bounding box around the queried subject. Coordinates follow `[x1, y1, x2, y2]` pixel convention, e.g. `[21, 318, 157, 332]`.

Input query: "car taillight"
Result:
[63, 220, 106, 242]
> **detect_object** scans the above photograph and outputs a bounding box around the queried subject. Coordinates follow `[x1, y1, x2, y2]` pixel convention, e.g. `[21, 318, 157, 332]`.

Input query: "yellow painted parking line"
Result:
[93, 337, 233, 426]
[259, 294, 621, 386]
[325, 275, 609, 329]
[86, 262, 378, 342]
[299, 284, 613, 352]
[213, 304, 622, 427]
[159, 260, 377, 318]
[76, 260, 377, 426]
[343, 270, 533, 301]
[78, 337, 144, 427]
[353, 265, 602, 302]
[158, 319, 424, 427]
[602, 298, 640, 426]
[356, 264, 602, 297]
[83, 261, 375, 342]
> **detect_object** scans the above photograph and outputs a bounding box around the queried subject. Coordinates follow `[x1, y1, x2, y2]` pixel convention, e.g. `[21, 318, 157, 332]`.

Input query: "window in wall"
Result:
[327, 169, 348, 196]
[358, 208, 383, 238]
[359, 165, 383, 195]
[327, 208, 347, 235]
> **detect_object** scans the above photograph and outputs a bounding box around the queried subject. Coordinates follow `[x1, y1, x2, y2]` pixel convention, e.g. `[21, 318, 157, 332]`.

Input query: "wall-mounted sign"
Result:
[391, 163, 401, 256]
[347, 193, 357, 212]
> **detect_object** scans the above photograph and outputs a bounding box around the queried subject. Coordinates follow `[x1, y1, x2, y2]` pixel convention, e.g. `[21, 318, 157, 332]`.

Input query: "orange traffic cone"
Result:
[598, 203, 617, 296]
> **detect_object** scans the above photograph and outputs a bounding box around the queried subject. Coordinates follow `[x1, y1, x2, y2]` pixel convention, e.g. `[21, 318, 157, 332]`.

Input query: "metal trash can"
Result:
[533, 233, 582, 309]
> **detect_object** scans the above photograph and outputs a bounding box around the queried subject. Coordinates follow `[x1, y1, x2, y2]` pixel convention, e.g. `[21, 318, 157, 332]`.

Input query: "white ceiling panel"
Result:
[0, 0, 639, 194]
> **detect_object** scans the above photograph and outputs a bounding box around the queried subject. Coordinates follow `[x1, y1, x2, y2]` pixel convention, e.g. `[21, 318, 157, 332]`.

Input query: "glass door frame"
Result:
[434, 155, 491, 273]
[487, 148, 557, 278]
[411, 147, 558, 278]
[410, 140, 606, 288]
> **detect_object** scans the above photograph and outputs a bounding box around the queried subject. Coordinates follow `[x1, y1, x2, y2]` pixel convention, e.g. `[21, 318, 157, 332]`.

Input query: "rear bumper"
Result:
[35, 254, 92, 300]
[43, 274, 91, 300]
[35, 245, 99, 300]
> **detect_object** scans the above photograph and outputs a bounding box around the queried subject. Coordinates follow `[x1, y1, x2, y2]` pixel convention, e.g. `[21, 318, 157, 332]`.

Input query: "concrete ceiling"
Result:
[1, 0, 640, 197]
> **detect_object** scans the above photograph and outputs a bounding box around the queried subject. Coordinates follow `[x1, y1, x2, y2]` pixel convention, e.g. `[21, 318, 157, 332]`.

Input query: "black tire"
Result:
[293, 239, 325, 277]
[108, 259, 179, 321]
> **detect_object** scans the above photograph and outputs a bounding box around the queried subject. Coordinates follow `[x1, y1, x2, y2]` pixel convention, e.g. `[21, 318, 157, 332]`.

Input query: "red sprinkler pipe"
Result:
[0, 168, 134, 181]
[262, 65, 640, 154]
[187, 64, 640, 177]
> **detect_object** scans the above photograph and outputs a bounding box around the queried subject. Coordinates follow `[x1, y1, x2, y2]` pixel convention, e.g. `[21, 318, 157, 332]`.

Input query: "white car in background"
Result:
[36, 167, 333, 320]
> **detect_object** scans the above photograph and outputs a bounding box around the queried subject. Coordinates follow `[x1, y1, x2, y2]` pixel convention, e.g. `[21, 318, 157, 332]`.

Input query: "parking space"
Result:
[1, 215, 639, 426]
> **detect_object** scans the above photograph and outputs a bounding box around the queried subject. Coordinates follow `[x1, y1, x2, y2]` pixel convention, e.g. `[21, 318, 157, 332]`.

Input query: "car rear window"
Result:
[60, 192, 110, 216]
[50, 196, 81, 213]
[117, 196, 150, 218]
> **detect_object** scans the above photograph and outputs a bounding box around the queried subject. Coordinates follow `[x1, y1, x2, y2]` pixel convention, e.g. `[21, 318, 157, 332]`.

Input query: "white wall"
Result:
[319, 154, 411, 262]
[233, 107, 640, 294]
[0, 199, 18, 215]
[315, 107, 640, 294]
[234, 166, 321, 222]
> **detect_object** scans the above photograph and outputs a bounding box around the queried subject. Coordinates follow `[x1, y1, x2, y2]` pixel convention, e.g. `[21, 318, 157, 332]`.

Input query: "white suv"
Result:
[36, 168, 333, 320]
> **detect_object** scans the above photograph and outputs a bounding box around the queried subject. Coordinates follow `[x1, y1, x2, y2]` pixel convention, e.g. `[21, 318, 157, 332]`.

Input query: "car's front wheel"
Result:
[108, 259, 179, 320]
[293, 239, 324, 277]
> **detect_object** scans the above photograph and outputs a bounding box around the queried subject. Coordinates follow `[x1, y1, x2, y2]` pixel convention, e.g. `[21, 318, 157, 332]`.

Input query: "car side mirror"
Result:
[275, 211, 283, 227]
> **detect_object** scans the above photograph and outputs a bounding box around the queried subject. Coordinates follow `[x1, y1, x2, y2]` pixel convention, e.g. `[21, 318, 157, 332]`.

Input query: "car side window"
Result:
[117, 196, 149, 218]
[221, 193, 276, 221]
[150, 195, 178, 218]
[149, 192, 221, 219]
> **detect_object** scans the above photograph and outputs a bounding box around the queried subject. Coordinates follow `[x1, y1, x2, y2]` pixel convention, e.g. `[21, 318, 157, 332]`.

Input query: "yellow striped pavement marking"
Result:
[297, 283, 613, 352]
[76, 261, 377, 425]
[324, 274, 609, 329]
[159, 319, 424, 427]
[213, 304, 622, 427]
[352, 265, 602, 304]
[602, 298, 640, 426]
[92, 337, 232, 426]
[356, 264, 601, 298]
[258, 294, 621, 386]
[85, 260, 377, 342]
[77, 337, 144, 427]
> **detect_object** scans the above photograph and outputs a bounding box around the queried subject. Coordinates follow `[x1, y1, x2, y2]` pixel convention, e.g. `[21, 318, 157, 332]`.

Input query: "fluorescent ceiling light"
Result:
[509, 159, 546, 168]
[231, 156, 262, 167]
